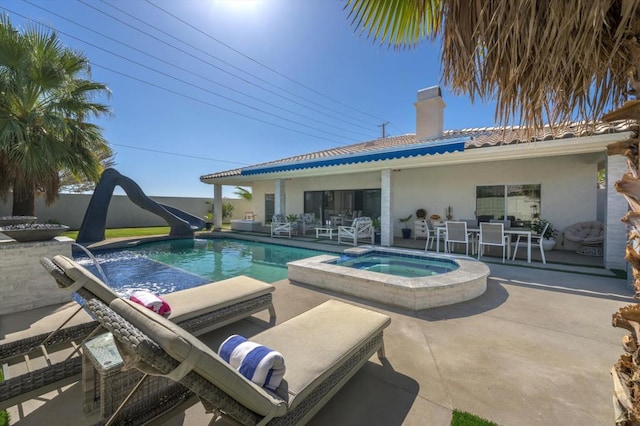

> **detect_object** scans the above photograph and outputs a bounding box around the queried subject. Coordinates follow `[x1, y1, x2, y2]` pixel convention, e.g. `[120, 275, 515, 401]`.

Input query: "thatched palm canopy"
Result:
[345, 0, 640, 128]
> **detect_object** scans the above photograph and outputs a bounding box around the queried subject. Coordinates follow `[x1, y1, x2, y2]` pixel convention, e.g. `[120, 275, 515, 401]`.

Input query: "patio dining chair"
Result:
[513, 222, 549, 264]
[420, 220, 435, 251]
[478, 223, 511, 263]
[490, 219, 512, 229]
[444, 221, 473, 255]
[83, 297, 390, 425]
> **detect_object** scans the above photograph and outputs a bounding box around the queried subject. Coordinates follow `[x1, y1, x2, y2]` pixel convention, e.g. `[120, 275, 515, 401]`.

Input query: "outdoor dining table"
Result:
[435, 226, 533, 263]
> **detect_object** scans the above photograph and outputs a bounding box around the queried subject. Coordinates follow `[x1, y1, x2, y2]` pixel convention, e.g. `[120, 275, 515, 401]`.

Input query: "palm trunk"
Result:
[608, 138, 640, 426]
[11, 184, 35, 216]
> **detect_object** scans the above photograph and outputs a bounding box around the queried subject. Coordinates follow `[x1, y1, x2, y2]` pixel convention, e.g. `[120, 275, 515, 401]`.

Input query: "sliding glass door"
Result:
[304, 189, 381, 222]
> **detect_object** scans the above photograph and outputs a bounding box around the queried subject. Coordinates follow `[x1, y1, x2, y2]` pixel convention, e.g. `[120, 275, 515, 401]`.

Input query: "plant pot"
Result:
[374, 232, 381, 244]
[542, 239, 556, 251]
[0, 216, 37, 226]
[401, 228, 411, 239]
[0, 224, 69, 242]
[204, 222, 213, 231]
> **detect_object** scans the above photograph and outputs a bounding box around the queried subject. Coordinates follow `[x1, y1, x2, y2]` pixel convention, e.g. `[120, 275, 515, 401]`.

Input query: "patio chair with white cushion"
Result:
[299, 213, 321, 235]
[270, 214, 291, 238]
[445, 221, 473, 255]
[478, 222, 511, 263]
[338, 217, 374, 246]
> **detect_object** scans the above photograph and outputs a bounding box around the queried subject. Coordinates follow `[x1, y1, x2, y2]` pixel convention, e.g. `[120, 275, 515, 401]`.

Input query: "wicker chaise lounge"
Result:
[0, 255, 276, 410]
[85, 296, 391, 425]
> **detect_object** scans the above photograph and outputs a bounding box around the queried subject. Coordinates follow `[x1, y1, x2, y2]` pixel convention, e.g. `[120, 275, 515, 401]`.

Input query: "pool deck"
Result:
[3, 232, 631, 425]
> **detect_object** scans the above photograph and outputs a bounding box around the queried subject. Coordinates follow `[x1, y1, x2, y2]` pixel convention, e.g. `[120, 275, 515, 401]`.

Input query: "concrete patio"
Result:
[3, 249, 632, 425]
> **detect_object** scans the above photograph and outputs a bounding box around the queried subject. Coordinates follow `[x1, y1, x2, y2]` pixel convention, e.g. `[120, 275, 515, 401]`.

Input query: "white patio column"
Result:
[380, 169, 392, 247]
[275, 179, 286, 215]
[605, 155, 629, 272]
[213, 184, 223, 230]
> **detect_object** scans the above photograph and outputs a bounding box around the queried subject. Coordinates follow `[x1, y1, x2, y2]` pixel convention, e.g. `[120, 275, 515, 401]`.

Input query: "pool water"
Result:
[75, 238, 328, 294]
[334, 252, 458, 278]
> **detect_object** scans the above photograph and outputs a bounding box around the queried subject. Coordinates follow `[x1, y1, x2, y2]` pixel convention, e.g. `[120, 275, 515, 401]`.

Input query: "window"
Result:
[476, 184, 540, 228]
[265, 194, 274, 222]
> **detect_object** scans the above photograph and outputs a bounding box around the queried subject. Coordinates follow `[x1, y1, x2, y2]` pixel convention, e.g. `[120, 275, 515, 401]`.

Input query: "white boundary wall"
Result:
[0, 194, 252, 230]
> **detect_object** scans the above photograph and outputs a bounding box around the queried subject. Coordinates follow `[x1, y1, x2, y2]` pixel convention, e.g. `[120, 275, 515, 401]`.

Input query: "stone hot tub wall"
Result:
[0, 237, 74, 315]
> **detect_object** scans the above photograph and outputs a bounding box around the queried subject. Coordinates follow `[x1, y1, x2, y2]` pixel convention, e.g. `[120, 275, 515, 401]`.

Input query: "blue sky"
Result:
[4, 0, 498, 198]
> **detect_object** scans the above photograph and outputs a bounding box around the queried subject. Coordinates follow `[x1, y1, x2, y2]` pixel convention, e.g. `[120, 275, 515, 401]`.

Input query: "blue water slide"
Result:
[76, 168, 205, 244]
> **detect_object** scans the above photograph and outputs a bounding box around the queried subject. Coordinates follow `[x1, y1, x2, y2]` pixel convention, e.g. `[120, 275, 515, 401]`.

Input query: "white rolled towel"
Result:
[219, 335, 286, 391]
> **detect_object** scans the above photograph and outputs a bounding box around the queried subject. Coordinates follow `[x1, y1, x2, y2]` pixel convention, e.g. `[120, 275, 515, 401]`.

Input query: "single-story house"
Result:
[200, 86, 634, 270]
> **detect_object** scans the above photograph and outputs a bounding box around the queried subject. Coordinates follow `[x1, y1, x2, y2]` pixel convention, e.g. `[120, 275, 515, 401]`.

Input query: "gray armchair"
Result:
[299, 213, 321, 234]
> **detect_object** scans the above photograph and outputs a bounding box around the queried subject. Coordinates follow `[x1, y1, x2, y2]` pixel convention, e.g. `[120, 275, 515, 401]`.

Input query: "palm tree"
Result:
[344, 0, 640, 422]
[0, 16, 112, 216]
[234, 186, 252, 200]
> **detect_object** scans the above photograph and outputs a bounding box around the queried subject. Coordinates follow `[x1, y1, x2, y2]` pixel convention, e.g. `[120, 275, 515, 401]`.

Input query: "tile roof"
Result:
[200, 120, 636, 181]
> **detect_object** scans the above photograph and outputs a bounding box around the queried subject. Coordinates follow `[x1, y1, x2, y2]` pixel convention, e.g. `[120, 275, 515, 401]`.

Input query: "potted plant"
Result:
[286, 213, 300, 233]
[203, 212, 213, 231]
[398, 214, 413, 239]
[203, 200, 213, 230]
[372, 217, 381, 244]
[531, 218, 558, 250]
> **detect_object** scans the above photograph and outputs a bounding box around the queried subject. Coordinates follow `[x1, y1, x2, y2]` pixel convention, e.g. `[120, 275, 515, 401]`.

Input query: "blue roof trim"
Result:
[241, 137, 469, 176]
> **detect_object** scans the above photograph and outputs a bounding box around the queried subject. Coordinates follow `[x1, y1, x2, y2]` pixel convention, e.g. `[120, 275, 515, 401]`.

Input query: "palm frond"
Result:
[346, 0, 640, 129]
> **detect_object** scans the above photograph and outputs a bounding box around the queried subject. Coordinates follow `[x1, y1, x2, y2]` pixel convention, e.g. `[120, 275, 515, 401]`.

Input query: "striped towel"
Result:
[219, 335, 286, 391]
[129, 290, 172, 318]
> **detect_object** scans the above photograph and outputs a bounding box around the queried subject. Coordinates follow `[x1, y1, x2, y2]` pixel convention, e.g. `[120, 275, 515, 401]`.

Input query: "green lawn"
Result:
[62, 224, 234, 241]
[0, 368, 7, 426]
[63, 226, 171, 240]
[451, 409, 498, 426]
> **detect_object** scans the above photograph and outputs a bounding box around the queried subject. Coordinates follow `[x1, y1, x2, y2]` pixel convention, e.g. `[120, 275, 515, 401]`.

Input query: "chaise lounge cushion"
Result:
[251, 300, 390, 410]
[109, 298, 390, 418]
[564, 221, 604, 246]
[50, 255, 275, 324]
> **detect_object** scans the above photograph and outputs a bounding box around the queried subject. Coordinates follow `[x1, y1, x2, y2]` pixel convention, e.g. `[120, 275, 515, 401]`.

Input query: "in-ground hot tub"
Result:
[287, 246, 490, 310]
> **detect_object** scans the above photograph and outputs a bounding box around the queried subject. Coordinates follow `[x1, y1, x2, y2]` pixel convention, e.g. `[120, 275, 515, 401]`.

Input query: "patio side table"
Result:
[82, 332, 193, 423]
[316, 226, 336, 239]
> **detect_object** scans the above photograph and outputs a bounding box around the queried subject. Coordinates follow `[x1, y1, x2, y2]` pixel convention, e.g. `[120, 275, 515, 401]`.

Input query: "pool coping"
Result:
[287, 246, 490, 310]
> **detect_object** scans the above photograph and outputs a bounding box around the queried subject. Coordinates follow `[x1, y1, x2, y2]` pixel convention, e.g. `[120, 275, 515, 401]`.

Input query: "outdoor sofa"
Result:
[85, 296, 391, 425]
[0, 255, 276, 410]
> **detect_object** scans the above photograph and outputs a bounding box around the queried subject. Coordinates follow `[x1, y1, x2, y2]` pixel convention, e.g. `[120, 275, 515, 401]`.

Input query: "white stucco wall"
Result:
[0, 194, 252, 229]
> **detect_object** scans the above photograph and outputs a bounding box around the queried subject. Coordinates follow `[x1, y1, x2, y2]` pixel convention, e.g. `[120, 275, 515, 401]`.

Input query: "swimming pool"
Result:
[76, 238, 328, 294]
[333, 252, 458, 277]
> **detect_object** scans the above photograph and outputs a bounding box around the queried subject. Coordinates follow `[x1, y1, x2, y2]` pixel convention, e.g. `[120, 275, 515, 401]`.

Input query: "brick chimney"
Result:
[414, 86, 445, 141]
